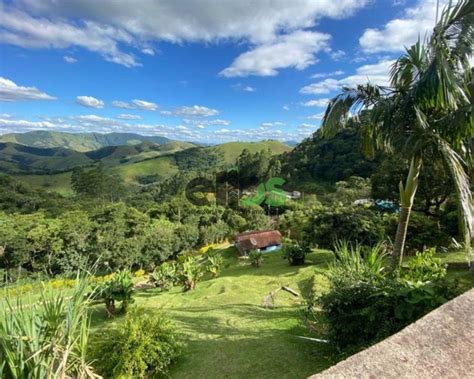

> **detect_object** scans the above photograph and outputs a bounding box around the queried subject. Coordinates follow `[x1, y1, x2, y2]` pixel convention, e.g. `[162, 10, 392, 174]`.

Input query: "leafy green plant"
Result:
[178, 255, 203, 291]
[249, 250, 263, 268]
[206, 251, 223, 277]
[151, 262, 176, 291]
[313, 241, 457, 353]
[329, 240, 388, 283]
[0, 275, 99, 378]
[282, 240, 310, 265]
[91, 309, 182, 378]
[97, 270, 134, 317]
[400, 248, 447, 282]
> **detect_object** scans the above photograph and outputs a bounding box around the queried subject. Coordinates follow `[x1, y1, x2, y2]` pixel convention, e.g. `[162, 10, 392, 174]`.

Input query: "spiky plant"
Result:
[321, 0, 473, 267]
[0, 275, 99, 378]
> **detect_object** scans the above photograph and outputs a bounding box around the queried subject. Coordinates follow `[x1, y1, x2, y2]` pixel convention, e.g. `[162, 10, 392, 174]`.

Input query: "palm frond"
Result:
[437, 139, 473, 256]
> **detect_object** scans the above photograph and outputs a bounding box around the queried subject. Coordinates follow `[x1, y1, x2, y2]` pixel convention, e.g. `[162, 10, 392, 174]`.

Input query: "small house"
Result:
[235, 230, 282, 256]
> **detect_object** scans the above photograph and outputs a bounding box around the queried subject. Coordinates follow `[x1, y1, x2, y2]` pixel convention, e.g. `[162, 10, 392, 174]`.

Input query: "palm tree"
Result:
[321, 0, 473, 266]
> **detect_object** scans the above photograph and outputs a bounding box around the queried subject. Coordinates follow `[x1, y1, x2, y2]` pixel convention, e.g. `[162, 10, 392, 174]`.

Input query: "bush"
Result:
[151, 262, 177, 291]
[92, 309, 182, 378]
[249, 250, 263, 268]
[313, 242, 457, 353]
[310, 206, 385, 249]
[206, 251, 223, 277]
[177, 255, 203, 291]
[384, 212, 450, 252]
[282, 240, 310, 265]
[97, 270, 134, 317]
[400, 248, 447, 282]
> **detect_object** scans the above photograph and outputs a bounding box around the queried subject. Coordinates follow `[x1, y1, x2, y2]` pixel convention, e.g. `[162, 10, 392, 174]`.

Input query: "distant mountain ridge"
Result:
[0, 131, 173, 152]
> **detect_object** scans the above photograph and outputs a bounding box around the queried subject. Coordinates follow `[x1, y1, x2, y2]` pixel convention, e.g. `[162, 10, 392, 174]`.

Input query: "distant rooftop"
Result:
[311, 288, 474, 378]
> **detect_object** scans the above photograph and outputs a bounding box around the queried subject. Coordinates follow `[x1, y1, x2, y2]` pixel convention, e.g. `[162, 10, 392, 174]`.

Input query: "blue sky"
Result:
[0, 0, 452, 143]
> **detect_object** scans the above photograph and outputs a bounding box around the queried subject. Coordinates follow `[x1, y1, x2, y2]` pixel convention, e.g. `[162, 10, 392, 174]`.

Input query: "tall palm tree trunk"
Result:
[393, 156, 422, 266]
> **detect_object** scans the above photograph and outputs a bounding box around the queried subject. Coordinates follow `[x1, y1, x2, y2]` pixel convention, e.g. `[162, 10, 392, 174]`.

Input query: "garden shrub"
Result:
[282, 240, 310, 265]
[177, 255, 203, 291]
[91, 309, 182, 378]
[249, 250, 263, 268]
[97, 270, 134, 317]
[151, 262, 176, 291]
[313, 243, 457, 354]
[206, 251, 223, 277]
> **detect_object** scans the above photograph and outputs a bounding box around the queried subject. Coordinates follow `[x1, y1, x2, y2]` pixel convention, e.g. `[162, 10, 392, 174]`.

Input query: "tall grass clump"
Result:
[0, 275, 99, 378]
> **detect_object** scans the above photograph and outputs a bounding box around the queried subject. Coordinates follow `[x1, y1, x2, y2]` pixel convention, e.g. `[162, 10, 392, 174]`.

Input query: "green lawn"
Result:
[89, 247, 336, 378]
[4, 247, 473, 378]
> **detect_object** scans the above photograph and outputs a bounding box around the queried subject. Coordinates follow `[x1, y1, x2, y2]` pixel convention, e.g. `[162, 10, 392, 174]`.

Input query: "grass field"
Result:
[85, 246, 474, 378]
[89, 247, 336, 378]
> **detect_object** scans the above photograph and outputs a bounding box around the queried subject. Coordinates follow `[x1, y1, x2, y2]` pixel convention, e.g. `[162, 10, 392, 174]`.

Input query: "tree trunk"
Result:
[393, 156, 422, 267]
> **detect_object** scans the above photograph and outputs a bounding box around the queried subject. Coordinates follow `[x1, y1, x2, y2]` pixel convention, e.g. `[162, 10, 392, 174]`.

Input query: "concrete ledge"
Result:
[310, 288, 474, 378]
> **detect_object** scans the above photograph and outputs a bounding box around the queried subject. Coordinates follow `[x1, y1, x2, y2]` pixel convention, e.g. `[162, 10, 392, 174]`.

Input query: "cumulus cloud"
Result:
[116, 113, 142, 120]
[63, 55, 77, 63]
[183, 118, 230, 127]
[282, 105, 290, 111]
[0, 0, 369, 68]
[0, 77, 56, 101]
[175, 105, 219, 117]
[311, 70, 344, 79]
[300, 59, 394, 94]
[220, 31, 331, 77]
[76, 95, 105, 109]
[299, 123, 317, 129]
[132, 99, 158, 111]
[261, 121, 285, 128]
[111, 100, 134, 109]
[302, 98, 330, 107]
[307, 112, 325, 120]
[141, 48, 155, 55]
[359, 0, 448, 53]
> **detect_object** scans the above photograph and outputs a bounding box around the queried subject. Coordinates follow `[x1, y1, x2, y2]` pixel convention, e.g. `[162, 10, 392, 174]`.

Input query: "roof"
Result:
[310, 287, 474, 378]
[235, 230, 281, 252]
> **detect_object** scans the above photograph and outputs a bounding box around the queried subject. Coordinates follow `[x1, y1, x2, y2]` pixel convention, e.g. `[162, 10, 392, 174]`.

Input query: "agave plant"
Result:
[321, 0, 473, 267]
[0, 275, 100, 378]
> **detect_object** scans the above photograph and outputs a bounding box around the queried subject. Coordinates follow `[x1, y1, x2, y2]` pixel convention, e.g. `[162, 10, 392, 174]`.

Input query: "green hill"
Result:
[0, 131, 173, 152]
[207, 140, 292, 164]
[10, 140, 291, 192]
[0, 142, 94, 173]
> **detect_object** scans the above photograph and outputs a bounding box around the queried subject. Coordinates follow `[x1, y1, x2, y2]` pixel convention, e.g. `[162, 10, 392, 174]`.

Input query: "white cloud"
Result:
[261, 121, 285, 128]
[220, 31, 330, 77]
[300, 59, 394, 94]
[63, 55, 77, 63]
[232, 83, 256, 92]
[111, 100, 134, 109]
[330, 49, 345, 60]
[0, 77, 56, 101]
[311, 70, 344, 79]
[302, 98, 330, 107]
[160, 110, 173, 116]
[142, 48, 155, 56]
[76, 95, 105, 109]
[116, 113, 142, 120]
[175, 105, 219, 117]
[282, 105, 290, 111]
[0, 0, 369, 67]
[0, 117, 57, 129]
[307, 112, 325, 120]
[132, 99, 158, 111]
[183, 118, 230, 127]
[359, 0, 448, 53]
[243, 86, 256, 92]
